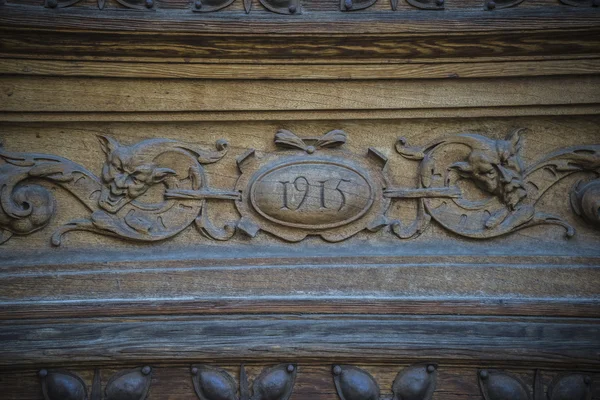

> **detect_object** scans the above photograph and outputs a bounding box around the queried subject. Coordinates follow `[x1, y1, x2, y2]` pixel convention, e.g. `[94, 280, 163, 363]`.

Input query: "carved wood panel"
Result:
[0, 1, 599, 397]
[1, 126, 598, 246]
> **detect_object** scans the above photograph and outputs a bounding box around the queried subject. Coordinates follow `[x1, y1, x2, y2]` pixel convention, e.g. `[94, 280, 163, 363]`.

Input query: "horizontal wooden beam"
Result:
[1, 315, 598, 367]
[2, 76, 599, 113]
[3, 58, 600, 80]
[1, 248, 598, 319]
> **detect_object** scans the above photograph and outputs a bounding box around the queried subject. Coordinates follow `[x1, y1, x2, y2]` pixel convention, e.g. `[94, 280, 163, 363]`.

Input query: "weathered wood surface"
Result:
[3, 59, 600, 80]
[2, 76, 600, 112]
[0, 0, 599, 397]
[1, 315, 599, 366]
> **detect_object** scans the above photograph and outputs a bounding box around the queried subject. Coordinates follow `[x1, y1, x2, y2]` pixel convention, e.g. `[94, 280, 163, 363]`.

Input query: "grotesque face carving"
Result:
[97, 135, 176, 213]
[451, 129, 528, 210]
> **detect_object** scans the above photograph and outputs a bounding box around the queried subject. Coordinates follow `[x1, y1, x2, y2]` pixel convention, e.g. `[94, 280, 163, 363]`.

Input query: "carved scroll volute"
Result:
[570, 179, 600, 228]
[39, 370, 87, 400]
[547, 373, 592, 400]
[332, 365, 380, 400]
[392, 364, 437, 400]
[478, 370, 531, 400]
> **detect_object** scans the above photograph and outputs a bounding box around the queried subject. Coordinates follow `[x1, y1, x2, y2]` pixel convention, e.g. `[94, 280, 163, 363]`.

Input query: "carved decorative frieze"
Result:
[1, 128, 598, 245]
[33, 365, 596, 400]
[191, 364, 297, 400]
[39, 367, 152, 400]
[25, 0, 600, 12]
[332, 364, 437, 400]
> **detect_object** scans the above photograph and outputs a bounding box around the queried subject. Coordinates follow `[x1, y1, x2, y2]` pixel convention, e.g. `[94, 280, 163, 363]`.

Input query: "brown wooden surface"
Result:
[0, 0, 599, 398]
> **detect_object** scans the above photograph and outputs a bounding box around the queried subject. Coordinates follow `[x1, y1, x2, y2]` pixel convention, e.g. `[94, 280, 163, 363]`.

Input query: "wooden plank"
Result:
[1, 315, 598, 366]
[1, 298, 599, 320]
[3, 58, 600, 79]
[1, 27, 599, 62]
[0, 250, 598, 319]
[2, 76, 600, 112]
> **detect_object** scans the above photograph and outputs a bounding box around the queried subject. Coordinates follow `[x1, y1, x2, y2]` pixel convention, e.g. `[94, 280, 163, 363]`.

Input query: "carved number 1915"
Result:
[279, 177, 350, 211]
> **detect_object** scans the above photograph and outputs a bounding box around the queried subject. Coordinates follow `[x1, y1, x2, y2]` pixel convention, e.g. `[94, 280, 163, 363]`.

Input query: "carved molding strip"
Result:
[39, 367, 152, 400]
[1, 128, 598, 245]
[191, 364, 297, 400]
[34, 365, 597, 400]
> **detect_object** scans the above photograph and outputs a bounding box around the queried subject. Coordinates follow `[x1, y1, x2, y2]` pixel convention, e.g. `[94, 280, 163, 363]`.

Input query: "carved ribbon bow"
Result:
[274, 129, 347, 154]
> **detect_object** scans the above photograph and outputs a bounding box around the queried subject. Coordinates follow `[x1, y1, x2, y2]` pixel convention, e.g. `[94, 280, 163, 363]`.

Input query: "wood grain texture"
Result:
[3, 58, 600, 80]
[0, 0, 599, 392]
[0, 315, 599, 367]
[2, 27, 600, 63]
[1, 251, 598, 314]
[2, 76, 600, 112]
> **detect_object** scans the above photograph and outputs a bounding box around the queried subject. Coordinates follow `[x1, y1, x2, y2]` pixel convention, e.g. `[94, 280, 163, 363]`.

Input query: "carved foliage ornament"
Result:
[478, 369, 592, 400]
[332, 364, 437, 400]
[38, 366, 152, 400]
[191, 364, 297, 400]
[1, 128, 599, 245]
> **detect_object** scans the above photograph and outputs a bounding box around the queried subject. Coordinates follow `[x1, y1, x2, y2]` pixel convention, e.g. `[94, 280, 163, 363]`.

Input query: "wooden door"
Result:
[0, 1, 599, 398]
